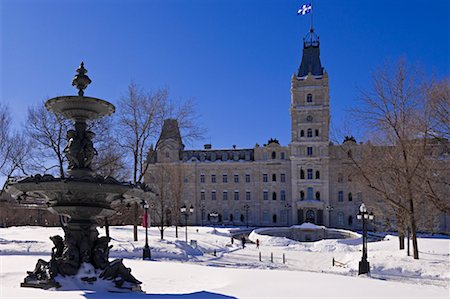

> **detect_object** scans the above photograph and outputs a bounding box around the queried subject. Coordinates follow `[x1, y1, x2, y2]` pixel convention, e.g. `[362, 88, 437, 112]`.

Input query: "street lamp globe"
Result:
[180, 205, 187, 213]
[359, 203, 367, 213]
[189, 205, 194, 214]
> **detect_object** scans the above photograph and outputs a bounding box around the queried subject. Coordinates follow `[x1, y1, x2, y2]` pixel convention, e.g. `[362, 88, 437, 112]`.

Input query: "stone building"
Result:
[145, 30, 449, 233]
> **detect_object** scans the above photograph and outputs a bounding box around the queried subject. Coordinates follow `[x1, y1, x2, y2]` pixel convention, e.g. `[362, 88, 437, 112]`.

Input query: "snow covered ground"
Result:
[0, 225, 449, 298]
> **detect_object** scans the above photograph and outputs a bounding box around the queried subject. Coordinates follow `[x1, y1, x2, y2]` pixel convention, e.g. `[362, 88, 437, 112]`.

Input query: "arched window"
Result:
[300, 130, 305, 137]
[300, 191, 305, 200]
[307, 128, 313, 138]
[338, 191, 343, 202]
[272, 174, 277, 181]
[315, 170, 320, 179]
[348, 192, 353, 201]
[315, 191, 320, 200]
[306, 210, 315, 223]
[307, 93, 313, 103]
[300, 169, 305, 179]
[272, 192, 277, 200]
[271, 151, 276, 159]
[272, 214, 277, 223]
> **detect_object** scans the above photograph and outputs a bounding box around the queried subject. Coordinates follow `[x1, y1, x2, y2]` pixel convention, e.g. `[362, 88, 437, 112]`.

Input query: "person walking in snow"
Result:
[241, 236, 246, 249]
[256, 239, 260, 249]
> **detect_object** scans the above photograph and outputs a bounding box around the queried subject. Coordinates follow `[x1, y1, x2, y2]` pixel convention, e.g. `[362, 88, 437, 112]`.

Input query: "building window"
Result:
[280, 173, 286, 182]
[337, 173, 343, 183]
[246, 191, 251, 201]
[263, 153, 268, 160]
[348, 216, 353, 226]
[272, 174, 277, 182]
[348, 192, 353, 201]
[272, 192, 277, 200]
[300, 169, 305, 179]
[263, 173, 268, 182]
[272, 214, 277, 223]
[165, 152, 170, 158]
[307, 169, 313, 179]
[315, 191, 320, 200]
[307, 187, 313, 200]
[223, 191, 228, 200]
[315, 170, 320, 179]
[234, 191, 239, 201]
[315, 129, 319, 137]
[201, 191, 205, 201]
[307, 147, 313, 156]
[338, 212, 344, 226]
[263, 210, 269, 222]
[222, 153, 228, 161]
[211, 174, 216, 183]
[307, 93, 313, 103]
[281, 190, 286, 201]
[300, 191, 305, 200]
[245, 174, 251, 183]
[222, 174, 228, 183]
[223, 210, 229, 221]
[280, 152, 285, 159]
[347, 150, 352, 158]
[300, 130, 305, 137]
[338, 191, 343, 202]
[263, 191, 268, 201]
[307, 128, 313, 138]
[212, 191, 216, 201]
[271, 151, 276, 159]
[234, 174, 239, 183]
[200, 174, 205, 183]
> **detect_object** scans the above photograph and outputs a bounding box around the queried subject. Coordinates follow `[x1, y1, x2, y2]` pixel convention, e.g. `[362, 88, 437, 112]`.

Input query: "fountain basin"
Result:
[45, 96, 115, 121]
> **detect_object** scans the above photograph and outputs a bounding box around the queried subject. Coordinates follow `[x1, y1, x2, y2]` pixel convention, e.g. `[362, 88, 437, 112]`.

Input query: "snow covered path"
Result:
[0, 225, 449, 298]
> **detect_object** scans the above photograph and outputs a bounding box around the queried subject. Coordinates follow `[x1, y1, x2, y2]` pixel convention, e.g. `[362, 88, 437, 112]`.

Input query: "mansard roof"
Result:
[297, 43, 324, 77]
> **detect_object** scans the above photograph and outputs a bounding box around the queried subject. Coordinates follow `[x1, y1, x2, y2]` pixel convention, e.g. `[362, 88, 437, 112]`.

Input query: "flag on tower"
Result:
[297, 3, 312, 15]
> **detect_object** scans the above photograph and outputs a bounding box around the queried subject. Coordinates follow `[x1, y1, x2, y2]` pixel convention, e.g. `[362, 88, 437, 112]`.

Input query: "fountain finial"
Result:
[72, 62, 92, 96]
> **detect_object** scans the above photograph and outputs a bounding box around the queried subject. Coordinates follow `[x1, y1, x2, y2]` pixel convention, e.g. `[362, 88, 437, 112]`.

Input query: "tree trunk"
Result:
[406, 227, 410, 256]
[160, 227, 164, 240]
[410, 215, 419, 259]
[175, 225, 178, 238]
[398, 232, 405, 250]
[133, 202, 138, 242]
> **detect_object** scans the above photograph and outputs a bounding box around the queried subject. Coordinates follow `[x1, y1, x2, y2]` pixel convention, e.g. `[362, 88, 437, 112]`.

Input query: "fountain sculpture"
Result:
[6, 63, 153, 292]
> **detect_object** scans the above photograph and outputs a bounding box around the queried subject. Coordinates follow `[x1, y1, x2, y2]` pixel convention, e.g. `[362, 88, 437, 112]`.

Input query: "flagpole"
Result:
[310, 0, 314, 44]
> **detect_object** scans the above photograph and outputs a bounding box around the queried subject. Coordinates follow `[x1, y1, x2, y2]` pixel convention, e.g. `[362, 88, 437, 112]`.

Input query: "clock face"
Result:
[307, 115, 313, 121]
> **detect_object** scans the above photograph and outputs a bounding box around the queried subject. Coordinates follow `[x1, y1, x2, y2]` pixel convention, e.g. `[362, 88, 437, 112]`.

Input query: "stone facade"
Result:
[145, 35, 449, 233]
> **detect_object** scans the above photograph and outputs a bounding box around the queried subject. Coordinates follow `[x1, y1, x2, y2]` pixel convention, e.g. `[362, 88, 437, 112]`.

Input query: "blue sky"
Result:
[1, 0, 449, 149]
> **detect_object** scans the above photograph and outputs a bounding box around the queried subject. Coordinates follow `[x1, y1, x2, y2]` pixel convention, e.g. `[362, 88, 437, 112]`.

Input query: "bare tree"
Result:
[117, 83, 204, 240]
[348, 59, 448, 260]
[25, 102, 69, 178]
[0, 104, 30, 195]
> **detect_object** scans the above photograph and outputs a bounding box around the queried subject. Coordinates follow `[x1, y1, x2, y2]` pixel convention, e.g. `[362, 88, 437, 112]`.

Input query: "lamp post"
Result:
[357, 203, 374, 275]
[284, 203, 292, 227]
[180, 204, 194, 243]
[142, 201, 151, 260]
[326, 205, 334, 228]
[243, 204, 250, 228]
[209, 211, 218, 233]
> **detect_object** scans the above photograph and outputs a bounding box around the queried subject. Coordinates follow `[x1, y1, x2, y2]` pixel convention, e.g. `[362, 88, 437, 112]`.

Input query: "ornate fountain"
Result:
[6, 63, 153, 292]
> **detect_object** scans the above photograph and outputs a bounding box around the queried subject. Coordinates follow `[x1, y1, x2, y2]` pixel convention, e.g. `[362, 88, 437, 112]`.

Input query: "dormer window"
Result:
[307, 93, 313, 103]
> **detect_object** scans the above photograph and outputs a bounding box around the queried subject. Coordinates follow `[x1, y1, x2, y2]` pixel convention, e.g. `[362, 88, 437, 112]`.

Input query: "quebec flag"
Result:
[297, 3, 312, 15]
